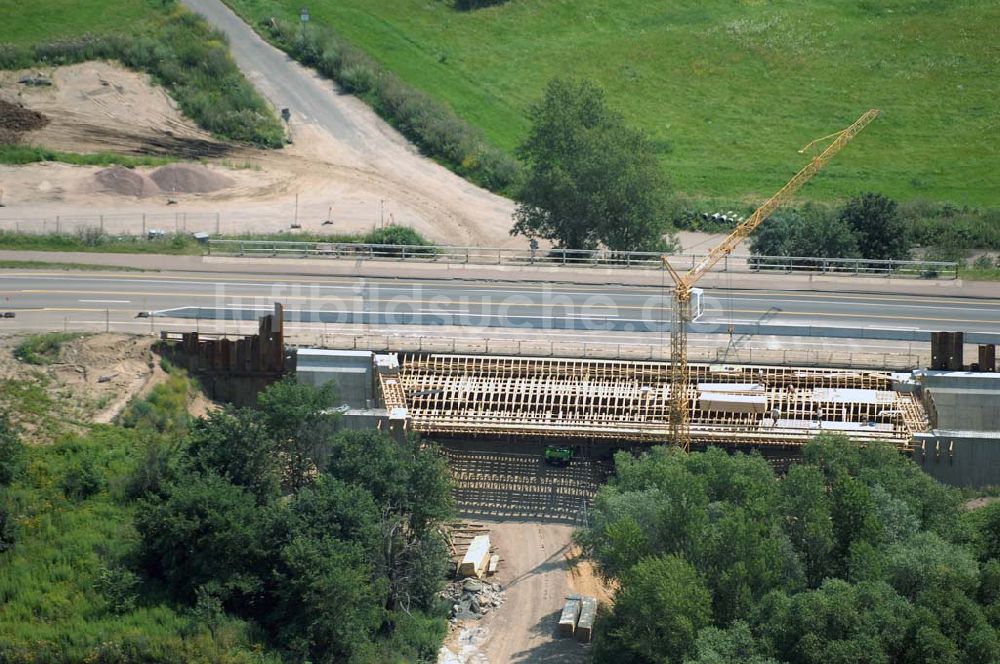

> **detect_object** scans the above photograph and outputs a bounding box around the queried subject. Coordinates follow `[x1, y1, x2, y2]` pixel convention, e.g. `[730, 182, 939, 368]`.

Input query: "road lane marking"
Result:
[79, 299, 131, 304]
[18, 289, 1000, 322]
[6, 272, 1000, 305]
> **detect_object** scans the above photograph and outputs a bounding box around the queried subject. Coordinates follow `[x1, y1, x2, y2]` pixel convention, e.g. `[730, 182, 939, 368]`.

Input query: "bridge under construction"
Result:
[377, 354, 929, 450]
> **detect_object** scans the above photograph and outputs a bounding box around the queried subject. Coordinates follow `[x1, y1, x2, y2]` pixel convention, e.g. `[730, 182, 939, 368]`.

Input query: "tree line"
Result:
[578, 434, 1000, 663]
[750, 193, 910, 262]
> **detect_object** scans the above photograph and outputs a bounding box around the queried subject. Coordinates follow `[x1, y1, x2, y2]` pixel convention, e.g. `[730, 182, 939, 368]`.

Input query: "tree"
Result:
[838, 192, 910, 261]
[684, 622, 779, 664]
[256, 377, 339, 490]
[780, 464, 835, 586]
[135, 472, 269, 604]
[756, 579, 912, 664]
[594, 555, 712, 664]
[273, 536, 385, 663]
[512, 77, 676, 252]
[185, 410, 281, 503]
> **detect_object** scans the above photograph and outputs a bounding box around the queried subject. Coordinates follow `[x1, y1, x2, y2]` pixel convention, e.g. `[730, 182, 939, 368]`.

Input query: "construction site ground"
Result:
[439, 441, 613, 663]
[0, 60, 521, 247]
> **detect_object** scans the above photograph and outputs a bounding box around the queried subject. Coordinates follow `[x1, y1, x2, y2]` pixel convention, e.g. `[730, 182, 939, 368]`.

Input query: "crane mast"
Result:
[662, 109, 879, 451]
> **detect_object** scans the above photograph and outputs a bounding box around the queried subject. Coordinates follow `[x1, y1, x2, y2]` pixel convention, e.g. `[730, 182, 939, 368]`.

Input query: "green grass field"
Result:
[226, 0, 999, 206]
[0, 0, 151, 45]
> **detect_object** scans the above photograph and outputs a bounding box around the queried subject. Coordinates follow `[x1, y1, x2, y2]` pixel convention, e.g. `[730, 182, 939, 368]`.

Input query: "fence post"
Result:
[100, 215, 104, 233]
[56, 215, 60, 234]
[215, 213, 220, 235]
[141, 213, 146, 237]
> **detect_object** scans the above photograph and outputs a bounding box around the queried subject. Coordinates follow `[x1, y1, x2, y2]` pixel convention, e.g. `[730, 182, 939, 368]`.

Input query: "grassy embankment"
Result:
[0, 0, 284, 152]
[225, 0, 997, 206]
[0, 359, 273, 661]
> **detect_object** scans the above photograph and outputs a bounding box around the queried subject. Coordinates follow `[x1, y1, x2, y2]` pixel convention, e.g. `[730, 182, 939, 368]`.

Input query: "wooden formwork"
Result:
[393, 354, 927, 449]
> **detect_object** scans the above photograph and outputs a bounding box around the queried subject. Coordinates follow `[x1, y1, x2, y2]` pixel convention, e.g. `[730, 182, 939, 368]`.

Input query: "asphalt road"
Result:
[2, 271, 998, 343]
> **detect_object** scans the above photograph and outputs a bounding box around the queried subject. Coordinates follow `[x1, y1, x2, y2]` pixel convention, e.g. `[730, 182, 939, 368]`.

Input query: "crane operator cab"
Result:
[691, 288, 705, 322]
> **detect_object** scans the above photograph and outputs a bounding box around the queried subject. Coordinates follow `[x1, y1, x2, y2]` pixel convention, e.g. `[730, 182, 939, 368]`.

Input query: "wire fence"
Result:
[0, 212, 222, 236]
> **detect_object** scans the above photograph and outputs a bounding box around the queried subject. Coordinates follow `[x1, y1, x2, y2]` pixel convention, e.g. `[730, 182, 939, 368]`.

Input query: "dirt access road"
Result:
[179, 0, 515, 246]
[440, 443, 612, 663]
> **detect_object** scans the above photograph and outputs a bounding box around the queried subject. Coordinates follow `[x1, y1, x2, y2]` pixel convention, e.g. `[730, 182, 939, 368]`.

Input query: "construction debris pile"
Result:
[0, 99, 49, 144]
[443, 578, 507, 622]
[397, 355, 929, 449]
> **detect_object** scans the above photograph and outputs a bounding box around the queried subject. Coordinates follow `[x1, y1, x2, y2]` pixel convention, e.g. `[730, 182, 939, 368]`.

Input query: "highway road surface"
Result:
[2, 272, 998, 346]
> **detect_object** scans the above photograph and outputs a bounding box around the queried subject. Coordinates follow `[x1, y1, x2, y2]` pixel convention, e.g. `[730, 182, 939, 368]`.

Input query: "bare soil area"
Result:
[0, 332, 156, 441]
[0, 61, 522, 246]
[0, 332, 215, 442]
[965, 496, 1000, 510]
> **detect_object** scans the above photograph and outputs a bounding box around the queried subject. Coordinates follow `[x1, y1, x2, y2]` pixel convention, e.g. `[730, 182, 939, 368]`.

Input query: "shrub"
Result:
[61, 454, 104, 500]
[0, 413, 24, 486]
[13, 332, 79, 365]
[0, 501, 16, 553]
[95, 565, 141, 615]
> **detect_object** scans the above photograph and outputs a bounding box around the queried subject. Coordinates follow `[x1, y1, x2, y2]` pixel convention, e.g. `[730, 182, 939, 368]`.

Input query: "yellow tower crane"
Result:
[661, 109, 880, 451]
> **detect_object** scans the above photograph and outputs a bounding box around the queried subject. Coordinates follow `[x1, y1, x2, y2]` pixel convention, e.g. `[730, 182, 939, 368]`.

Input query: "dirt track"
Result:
[440, 442, 612, 663]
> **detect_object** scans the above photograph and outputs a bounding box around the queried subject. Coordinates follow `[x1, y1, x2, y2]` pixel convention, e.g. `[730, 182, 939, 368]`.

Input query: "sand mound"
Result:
[92, 166, 162, 198]
[150, 163, 233, 193]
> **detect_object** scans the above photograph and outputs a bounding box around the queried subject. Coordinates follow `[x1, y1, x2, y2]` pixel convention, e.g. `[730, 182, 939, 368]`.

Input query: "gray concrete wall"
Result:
[919, 370, 1000, 431]
[914, 431, 1000, 488]
[296, 349, 374, 408]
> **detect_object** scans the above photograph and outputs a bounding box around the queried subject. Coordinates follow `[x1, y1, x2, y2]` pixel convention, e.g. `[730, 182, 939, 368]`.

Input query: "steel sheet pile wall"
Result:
[396, 354, 928, 448]
[166, 303, 285, 405]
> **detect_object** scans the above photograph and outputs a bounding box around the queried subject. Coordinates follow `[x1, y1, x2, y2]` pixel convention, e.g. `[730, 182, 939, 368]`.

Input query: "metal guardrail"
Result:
[206, 240, 959, 279]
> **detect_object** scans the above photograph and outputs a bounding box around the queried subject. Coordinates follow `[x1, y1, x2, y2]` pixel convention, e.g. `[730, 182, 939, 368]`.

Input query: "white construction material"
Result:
[699, 392, 768, 413]
[697, 383, 765, 393]
[576, 596, 598, 643]
[458, 535, 491, 578]
[558, 596, 582, 637]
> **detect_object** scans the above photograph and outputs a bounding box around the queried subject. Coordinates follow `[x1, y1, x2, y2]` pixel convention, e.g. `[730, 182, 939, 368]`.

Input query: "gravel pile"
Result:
[92, 166, 161, 198]
[149, 163, 233, 193]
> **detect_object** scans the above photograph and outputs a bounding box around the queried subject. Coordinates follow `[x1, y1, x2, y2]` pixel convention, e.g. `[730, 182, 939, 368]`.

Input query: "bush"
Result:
[95, 565, 141, 615]
[120, 369, 194, 436]
[13, 332, 79, 365]
[0, 501, 16, 553]
[61, 454, 104, 500]
[0, 413, 24, 486]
